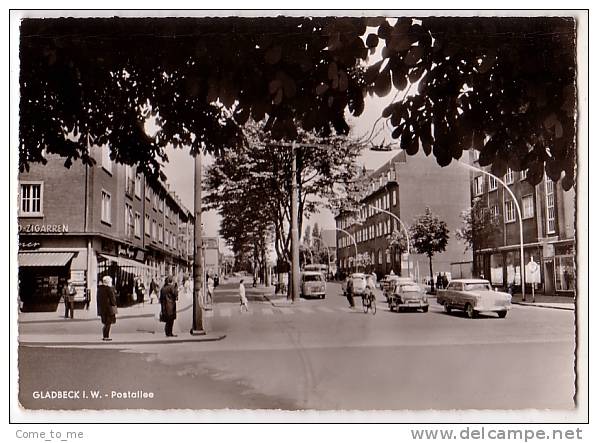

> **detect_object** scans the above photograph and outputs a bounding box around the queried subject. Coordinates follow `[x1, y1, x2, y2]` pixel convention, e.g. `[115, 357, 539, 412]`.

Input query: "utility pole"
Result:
[191, 152, 205, 335]
[290, 143, 300, 302]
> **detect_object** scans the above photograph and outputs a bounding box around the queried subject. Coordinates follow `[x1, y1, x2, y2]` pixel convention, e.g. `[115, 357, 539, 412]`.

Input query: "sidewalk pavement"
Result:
[509, 293, 575, 311]
[17, 293, 225, 346]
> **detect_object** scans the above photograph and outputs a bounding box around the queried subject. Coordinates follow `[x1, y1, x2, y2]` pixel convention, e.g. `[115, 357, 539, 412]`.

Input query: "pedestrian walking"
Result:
[134, 277, 145, 304]
[159, 275, 179, 337]
[442, 273, 449, 290]
[345, 276, 355, 308]
[63, 280, 76, 319]
[207, 275, 215, 306]
[149, 277, 158, 304]
[239, 279, 249, 312]
[97, 276, 117, 341]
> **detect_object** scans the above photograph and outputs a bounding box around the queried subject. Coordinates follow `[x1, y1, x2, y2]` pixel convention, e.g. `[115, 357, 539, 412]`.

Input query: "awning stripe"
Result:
[18, 252, 75, 267]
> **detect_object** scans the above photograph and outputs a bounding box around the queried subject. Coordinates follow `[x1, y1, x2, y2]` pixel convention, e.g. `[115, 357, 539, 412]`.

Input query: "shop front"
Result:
[18, 249, 90, 312]
[552, 241, 575, 295]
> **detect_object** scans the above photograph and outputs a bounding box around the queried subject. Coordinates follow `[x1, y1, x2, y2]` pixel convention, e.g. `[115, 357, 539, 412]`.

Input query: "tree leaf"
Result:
[374, 65, 392, 97]
[265, 45, 282, 64]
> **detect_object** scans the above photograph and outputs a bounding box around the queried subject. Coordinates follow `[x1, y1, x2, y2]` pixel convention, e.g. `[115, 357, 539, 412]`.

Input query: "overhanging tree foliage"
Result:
[20, 16, 576, 189]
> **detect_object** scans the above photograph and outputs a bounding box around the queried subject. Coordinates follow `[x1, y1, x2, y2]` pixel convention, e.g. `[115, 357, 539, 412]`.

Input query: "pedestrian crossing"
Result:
[203, 302, 525, 319]
[204, 304, 369, 318]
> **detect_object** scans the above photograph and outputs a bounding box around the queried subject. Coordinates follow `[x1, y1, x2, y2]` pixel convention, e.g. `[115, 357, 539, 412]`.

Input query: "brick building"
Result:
[18, 146, 194, 311]
[335, 150, 472, 282]
[468, 151, 575, 296]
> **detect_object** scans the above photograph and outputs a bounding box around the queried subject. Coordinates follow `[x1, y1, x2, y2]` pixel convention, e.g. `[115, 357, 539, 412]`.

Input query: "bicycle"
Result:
[362, 291, 376, 315]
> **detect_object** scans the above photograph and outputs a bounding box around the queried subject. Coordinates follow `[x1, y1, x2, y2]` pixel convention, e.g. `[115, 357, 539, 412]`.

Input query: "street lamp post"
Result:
[191, 153, 205, 335]
[457, 161, 526, 300]
[368, 205, 411, 277]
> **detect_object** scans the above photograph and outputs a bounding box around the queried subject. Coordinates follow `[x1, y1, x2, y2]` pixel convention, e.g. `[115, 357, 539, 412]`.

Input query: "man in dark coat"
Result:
[97, 275, 117, 341]
[160, 275, 179, 337]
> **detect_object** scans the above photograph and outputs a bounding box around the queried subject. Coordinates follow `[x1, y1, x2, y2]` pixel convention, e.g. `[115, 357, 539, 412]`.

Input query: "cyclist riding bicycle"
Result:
[363, 274, 377, 304]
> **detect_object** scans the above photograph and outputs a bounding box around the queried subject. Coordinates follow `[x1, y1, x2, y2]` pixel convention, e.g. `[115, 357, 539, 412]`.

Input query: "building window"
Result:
[153, 193, 158, 209]
[545, 179, 556, 234]
[152, 220, 157, 240]
[488, 176, 498, 191]
[165, 229, 169, 247]
[134, 174, 142, 199]
[145, 214, 150, 236]
[386, 250, 391, 264]
[101, 190, 112, 224]
[145, 184, 150, 201]
[134, 212, 141, 238]
[520, 169, 528, 181]
[125, 203, 134, 237]
[20, 182, 43, 216]
[505, 168, 514, 185]
[504, 200, 516, 223]
[473, 176, 484, 196]
[386, 219, 391, 234]
[392, 190, 397, 206]
[158, 223, 163, 243]
[159, 198, 164, 213]
[101, 145, 112, 174]
[490, 205, 500, 221]
[378, 250, 383, 265]
[522, 194, 534, 219]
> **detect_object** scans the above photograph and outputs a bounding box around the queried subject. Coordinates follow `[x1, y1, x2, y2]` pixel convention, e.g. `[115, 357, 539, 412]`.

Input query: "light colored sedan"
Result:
[437, 279, 511, 319]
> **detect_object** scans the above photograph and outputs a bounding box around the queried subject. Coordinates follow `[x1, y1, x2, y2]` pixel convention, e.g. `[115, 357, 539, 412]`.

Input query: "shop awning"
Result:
[98, 254, 149, 270]
[18, 252, 75, 267]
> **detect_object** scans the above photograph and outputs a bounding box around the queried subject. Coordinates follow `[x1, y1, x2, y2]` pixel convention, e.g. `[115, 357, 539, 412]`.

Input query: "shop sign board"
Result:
[18, 224, 69, 234]
[526, 258, 541, 284]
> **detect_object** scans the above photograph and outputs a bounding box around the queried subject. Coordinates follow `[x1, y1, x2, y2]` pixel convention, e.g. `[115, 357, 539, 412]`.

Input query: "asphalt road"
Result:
[18, 279, 576, 411]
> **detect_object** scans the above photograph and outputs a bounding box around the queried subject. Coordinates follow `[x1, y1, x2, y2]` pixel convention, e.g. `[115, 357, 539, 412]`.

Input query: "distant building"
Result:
[335, 150, 472, 282]
[467, 151, 575, 296]
[18, 147, 194, 311]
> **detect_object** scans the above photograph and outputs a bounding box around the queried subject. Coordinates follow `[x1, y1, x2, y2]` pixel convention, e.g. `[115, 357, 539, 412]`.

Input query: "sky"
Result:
[162, 91, 400, 240]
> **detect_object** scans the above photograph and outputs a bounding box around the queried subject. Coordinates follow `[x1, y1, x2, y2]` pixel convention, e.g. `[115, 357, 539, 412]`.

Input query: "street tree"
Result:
[20, 16, 576, 190]
[409, 207, 449, 293]
[204, 121, 362, 278]
[455, 197, 501, 254]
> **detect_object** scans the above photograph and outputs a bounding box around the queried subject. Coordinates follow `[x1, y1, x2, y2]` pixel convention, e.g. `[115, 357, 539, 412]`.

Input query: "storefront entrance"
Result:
[18, 252, 74, 312]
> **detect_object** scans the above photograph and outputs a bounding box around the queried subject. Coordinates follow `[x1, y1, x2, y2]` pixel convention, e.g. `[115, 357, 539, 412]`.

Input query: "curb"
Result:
[511, 301, 574, 311]
[19, 334, 227, 347]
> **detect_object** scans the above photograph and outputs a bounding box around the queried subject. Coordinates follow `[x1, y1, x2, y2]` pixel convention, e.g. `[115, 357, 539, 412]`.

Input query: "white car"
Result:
[342, 273, 367, 296]
[437, 279, 512, 318]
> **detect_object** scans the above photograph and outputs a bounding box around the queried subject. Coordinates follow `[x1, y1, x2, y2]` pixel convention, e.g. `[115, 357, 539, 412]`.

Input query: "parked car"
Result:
[342, 273, 367, 297]
[301, 271, 326, 299]
[437, 279, 511, 318]
[388, 282, 429, 312]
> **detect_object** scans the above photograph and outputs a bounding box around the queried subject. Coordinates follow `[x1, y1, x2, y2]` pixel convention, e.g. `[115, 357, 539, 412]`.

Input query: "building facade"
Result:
[468, 151, 575, 296]
[335, 150, 472, 282]
[18, 146, 194, 311]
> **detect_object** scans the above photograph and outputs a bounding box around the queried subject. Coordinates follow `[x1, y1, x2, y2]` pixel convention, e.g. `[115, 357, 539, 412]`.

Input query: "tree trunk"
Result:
[429, 254, 435, 294]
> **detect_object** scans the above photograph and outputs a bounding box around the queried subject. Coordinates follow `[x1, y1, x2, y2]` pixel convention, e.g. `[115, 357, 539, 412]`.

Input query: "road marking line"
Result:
[219, 308, 231, 317]
[262, 308, 274, 315]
